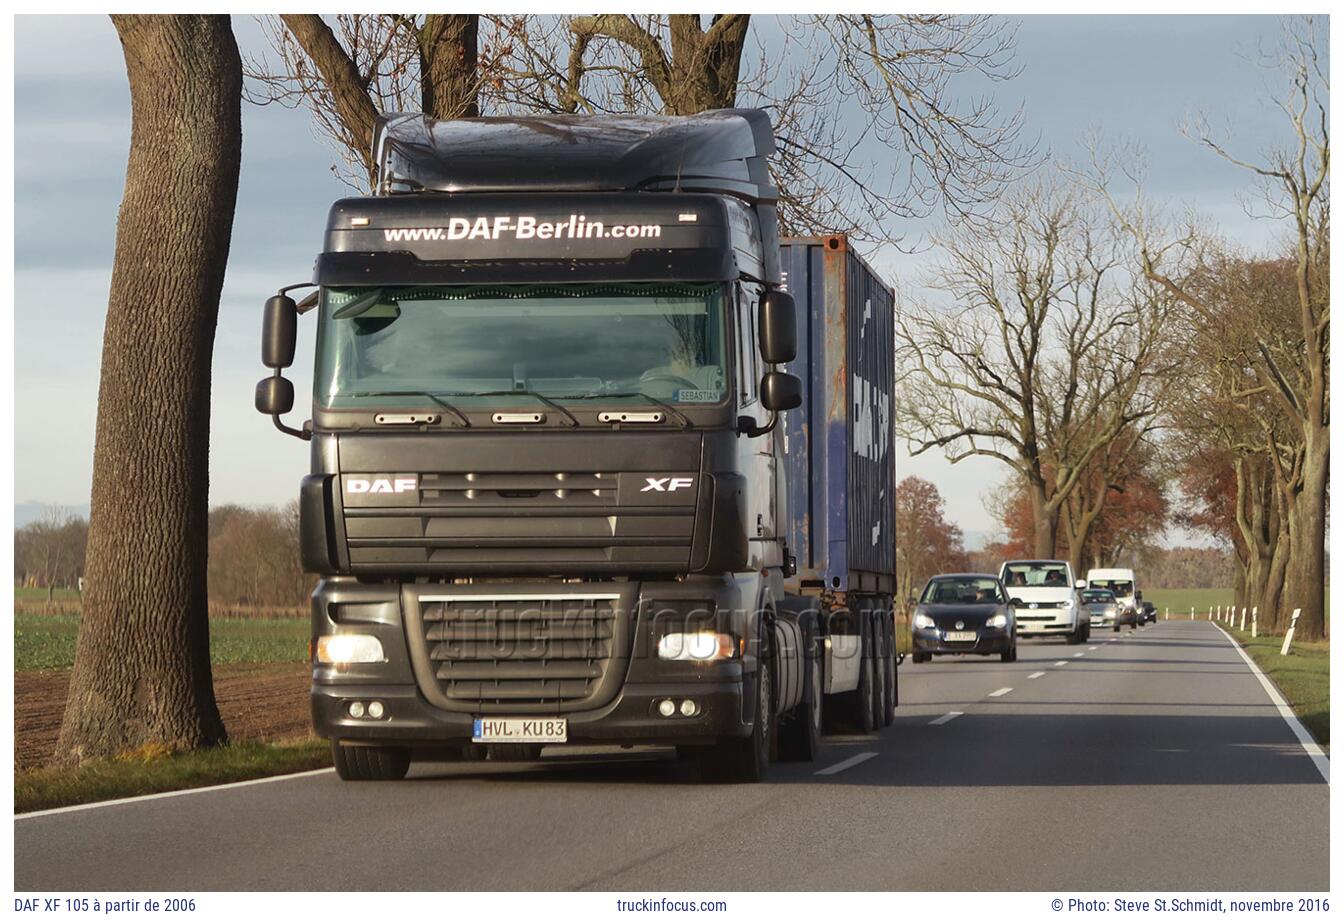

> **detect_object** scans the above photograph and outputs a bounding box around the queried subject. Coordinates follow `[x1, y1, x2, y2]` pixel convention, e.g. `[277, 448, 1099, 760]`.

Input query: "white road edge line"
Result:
[1212, 623, 1329, 784]
[15, 768, 337, 821]
[988, 687, 1013, 697]
[929, 711, 963, 726]
[815, 751, 879, 776]
[1027, 671, 1046, 680]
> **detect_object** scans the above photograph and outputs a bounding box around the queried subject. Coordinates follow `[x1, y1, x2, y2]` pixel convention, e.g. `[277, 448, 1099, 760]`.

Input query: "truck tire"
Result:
[880, 611, 896, 726]
[777, 615, 822, 762]
[838, 616, 876, 735]
[699, 626, 775, 783]
[331, 741, 411, 781]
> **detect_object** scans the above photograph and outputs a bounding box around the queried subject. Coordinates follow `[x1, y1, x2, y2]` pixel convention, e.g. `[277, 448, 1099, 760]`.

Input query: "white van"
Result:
[998, 559, 1089, 644]
[1087, 568, 1138, 616]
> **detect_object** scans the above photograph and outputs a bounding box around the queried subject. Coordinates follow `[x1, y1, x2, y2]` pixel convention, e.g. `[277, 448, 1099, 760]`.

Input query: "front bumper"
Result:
[913, 628, 1013, 654]
[1015, 613, 1076, 636]
[308, 576, 759, 749]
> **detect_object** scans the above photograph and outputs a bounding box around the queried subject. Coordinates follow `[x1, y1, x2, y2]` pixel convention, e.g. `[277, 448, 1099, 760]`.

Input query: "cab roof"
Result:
[372, 109, 778, 204]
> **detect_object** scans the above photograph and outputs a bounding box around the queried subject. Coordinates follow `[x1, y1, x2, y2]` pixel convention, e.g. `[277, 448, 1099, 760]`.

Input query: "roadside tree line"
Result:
[15, 504, 312, 612]
[894, 18, 1327, 640]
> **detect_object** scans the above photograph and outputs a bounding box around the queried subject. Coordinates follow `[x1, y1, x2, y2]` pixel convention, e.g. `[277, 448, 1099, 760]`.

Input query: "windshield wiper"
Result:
[468, 389, 581, 428]
[566, 391, 691, 430]
[349, 390, 471, 428]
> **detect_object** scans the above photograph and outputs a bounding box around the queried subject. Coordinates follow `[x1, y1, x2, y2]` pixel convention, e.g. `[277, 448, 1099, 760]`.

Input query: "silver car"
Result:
[1083, 589, 1120, 629]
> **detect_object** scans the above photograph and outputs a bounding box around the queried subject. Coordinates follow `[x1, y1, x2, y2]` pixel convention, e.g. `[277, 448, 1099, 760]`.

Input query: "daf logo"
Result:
[346, 476, 418, 494]
[955, 620, 965, 630]
[641, 476, 694, 492]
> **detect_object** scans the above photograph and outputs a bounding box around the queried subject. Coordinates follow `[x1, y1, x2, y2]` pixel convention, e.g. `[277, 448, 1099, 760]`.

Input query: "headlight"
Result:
[316, 634, 384, 664]
[1062, 597, 1076, 609]
[985, 613, 1008, 628]
[913, 612, 936, 630]
[657, 632, 737, 661]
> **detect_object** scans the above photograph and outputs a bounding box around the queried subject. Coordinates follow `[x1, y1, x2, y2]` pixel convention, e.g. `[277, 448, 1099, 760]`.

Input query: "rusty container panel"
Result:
[779, 236, 896, 595]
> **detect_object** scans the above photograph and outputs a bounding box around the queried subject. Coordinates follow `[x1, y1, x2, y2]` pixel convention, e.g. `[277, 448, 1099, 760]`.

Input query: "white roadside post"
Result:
[1165, 606, 1169, 621]
[1191, 606, 1195, 620]
[1251, 607, 1258, 638]
[1280, 608, 1302, 656]
[1240, 607, 1247, 631]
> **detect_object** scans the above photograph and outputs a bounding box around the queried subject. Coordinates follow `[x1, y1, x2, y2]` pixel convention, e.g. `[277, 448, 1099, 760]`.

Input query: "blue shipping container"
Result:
[779, 236, 896, 596]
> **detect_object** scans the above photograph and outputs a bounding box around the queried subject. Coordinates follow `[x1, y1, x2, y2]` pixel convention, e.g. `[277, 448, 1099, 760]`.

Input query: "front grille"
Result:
[417, 595, 622, 711]
[1016, 614, 1058, 622]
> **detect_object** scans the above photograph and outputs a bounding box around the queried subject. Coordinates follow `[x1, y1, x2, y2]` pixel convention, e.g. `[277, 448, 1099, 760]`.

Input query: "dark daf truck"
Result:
[255, 109, 897, 783]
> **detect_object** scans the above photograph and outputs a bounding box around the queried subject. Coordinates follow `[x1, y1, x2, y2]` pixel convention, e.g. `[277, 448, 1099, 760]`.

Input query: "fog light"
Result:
[657, 699, 677, 717]
[679, 699, 698, 717]
[367, 700, 385, 719]
[348, 701, 365, 718]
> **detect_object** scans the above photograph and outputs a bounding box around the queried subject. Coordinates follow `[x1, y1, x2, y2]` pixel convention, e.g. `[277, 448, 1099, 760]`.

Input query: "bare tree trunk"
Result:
[1027, 476, 1056, 558]
[56, 14, 240, 762]
[419, 14, 479, 119]
[1283, 431, 1327, 639]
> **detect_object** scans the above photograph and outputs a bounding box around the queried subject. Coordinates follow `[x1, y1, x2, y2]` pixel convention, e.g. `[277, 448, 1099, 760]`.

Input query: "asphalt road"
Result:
[15, 620, 1329, 891]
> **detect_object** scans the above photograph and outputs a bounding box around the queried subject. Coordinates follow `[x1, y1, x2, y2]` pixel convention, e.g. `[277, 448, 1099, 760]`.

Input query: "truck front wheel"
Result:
[331, 741, 411, 781]
[777, 615, 822, 762]
[699, 629, 775, 783]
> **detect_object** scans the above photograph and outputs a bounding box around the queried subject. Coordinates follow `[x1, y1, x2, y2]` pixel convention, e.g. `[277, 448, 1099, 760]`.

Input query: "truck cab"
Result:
[254, 109, 894, 783]
[998, 559, 1089, 645]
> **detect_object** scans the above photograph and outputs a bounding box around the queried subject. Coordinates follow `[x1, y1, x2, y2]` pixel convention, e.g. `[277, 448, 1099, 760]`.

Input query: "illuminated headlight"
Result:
[657, 631, 737, 661]
[913, 612, 936, 630]
[985, 613, 1008, 629]
[316, 634, 384, 664]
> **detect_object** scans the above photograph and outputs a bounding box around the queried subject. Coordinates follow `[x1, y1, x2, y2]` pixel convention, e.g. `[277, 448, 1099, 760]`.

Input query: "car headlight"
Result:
[657, 631, 738, 661]
[985, 613, 1008, 629]
[1062, 597, 1076, 609]
[315, 634, 384, 664]
[913, 612, 936, 630]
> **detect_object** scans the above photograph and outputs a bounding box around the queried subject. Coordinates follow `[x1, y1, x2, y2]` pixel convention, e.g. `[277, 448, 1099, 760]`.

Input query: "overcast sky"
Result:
[13, 15, 1305, 543]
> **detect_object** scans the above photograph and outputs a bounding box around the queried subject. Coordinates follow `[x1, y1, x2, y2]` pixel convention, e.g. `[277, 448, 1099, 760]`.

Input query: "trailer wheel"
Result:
[880, 612, 897, 726]
[331, 741, 410, 781]
[842, 615, 876, 735]
[699, 626, 774, 783]
[778, 615, 822, 762]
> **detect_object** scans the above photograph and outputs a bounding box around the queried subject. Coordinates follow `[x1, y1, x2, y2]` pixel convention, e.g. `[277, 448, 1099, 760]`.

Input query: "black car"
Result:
[911, 573, 1018, 663]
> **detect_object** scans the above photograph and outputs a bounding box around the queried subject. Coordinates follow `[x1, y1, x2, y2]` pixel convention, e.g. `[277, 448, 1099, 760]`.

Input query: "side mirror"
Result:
[758, 291, 797, 365]
[761, 371, 802, 412]
[255, 375, 294, 416]
[1074, 579, 1087, 590]
[262, 294, 298, 369]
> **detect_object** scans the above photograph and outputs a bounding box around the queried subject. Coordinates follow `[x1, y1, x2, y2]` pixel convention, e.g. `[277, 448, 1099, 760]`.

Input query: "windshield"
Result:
[1002, 562, 1070, 589]
[921, 577, 1004, 605]
[1082, 590, 1116, 604]
[1089, 579, 1134, 598]
[315, 283, 728, 408]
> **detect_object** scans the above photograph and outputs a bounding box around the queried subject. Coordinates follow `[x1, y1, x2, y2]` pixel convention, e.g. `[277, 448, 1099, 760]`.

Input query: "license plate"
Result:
[472, 718, 568, 743]
[944, 631, 978, 642]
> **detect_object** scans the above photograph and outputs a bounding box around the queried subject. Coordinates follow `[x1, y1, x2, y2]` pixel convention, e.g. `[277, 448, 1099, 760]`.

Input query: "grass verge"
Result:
[15, 613, 309, 670]
[1218, 624, 1329, 747]
[15, 738, 330, 814]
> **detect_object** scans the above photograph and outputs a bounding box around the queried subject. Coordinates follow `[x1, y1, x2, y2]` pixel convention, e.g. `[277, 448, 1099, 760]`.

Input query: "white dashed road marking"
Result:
[929, 712, 963, 726]
[1027, 671, 1045, 679]
[815, 752, 879, 776]
[988, 687, 1013, 697]
[1054, 660, 1068, 667]
[1073, 652, 1084, 658]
